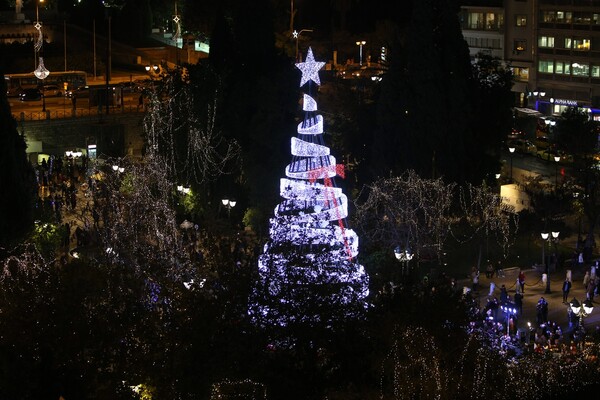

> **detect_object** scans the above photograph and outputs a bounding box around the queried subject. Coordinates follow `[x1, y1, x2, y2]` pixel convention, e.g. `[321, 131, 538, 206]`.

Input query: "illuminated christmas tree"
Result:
[249, 48, 369, 329]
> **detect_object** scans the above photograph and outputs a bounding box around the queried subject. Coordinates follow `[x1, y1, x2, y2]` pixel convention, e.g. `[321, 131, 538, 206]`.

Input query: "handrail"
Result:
[12, 105, 145, 121]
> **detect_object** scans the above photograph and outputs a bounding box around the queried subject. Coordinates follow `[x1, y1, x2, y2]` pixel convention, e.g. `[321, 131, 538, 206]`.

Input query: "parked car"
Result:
[19, 88, 42, 101]
[43, 84, 63, 97]
[506, 138, 537, 155]
[66, 85, 89, 98]
[536, 148, 573, 164]
[534, 136, 552, 150]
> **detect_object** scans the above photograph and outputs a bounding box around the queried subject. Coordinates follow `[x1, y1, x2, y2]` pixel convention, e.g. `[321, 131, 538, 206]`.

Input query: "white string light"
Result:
[249, 48, 368, 328]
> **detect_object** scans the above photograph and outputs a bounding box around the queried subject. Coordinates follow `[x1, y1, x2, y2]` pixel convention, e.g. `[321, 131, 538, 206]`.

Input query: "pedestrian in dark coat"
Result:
[562, 279, 572, 303]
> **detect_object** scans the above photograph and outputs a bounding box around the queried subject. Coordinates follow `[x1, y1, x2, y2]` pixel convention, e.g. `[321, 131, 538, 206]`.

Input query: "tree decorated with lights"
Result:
[248, 48, 369, 330]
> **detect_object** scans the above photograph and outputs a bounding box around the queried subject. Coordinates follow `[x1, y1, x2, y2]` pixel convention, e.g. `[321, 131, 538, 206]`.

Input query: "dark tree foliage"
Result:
[207, 0, 299, 216]
[372, 0, 509, 185]
[555, 107, 600, 258]
[0, 67, 36, 249]
[113, 0, 153, 44]
[469, 53, 514, 182]
[555, 107, 598, 163]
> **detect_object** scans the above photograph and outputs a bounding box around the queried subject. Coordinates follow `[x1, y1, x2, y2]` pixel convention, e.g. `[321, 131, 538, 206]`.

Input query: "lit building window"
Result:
[511, 67, 529, 80]
[538, 60, 554, 74]
[539, 36, 555, 48]
[555, 61, 571, 75]
[514, 39, 526, 52]
[575, 39, 591, 50]
[556, 11, 572, 23]
[542, 11, 556, 23]
[571, 62, 589, 76]
[516, 15, 527, 27]
[592, 65, 600, 78]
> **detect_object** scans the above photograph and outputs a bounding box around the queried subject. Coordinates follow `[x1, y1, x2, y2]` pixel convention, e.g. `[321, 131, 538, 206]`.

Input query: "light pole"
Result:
[554, 155, 560, 188]
[394, 245, 414, 278]
[222, 198, 236, 219]
[541, 231, 559, 294]
[177, 185, 190, 195]
[500, 303, 517, 337]
[569, 298, 594, 329]
[289, 0, 296, 33]
[355, 40, 366, 66]
[293, 29, 313, 61]
[530, 88, 546, 111]
[508, 146, 515, 182]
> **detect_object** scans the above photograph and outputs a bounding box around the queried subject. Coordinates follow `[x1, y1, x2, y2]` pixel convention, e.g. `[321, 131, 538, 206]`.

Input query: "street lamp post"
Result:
[569, 298, 594, 329]
[222, 198, 236, 219]
[289, 0, 295, 33]
[293, 29, 313, 61]
[554, 155, 560, 188]
[500, 303, 517, 337]
[394, 245, 414, 278]
[540, 231, 559, 294]
[356, 40, 366, 66]
[508, 147, 515, 182]
[530, 88, 546, 111]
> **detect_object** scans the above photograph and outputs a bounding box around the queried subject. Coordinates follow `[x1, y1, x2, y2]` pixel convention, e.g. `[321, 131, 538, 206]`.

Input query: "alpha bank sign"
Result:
[550, 98, 578, 106]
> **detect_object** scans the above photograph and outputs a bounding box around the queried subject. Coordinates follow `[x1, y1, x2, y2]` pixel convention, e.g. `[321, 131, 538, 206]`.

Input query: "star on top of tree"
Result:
[296, 47, 325, 87]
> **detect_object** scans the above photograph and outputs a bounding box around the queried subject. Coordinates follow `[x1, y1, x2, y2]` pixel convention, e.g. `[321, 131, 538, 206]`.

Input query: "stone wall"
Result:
[18, 113, 145, 163]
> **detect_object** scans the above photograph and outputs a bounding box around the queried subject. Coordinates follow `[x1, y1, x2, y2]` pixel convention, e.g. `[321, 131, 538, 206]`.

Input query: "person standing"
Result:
[562, 278, 572, 303]
[518, 269, 526, 293]
[495, 260, 504, 278]
[500, 284, 509, 304]
[471, 267, 480, 292]
[514, 291, 523, 315]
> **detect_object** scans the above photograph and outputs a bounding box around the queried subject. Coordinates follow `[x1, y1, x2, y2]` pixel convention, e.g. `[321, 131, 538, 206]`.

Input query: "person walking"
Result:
[583, 270, 591, 288]
[562, 278, 572, 303]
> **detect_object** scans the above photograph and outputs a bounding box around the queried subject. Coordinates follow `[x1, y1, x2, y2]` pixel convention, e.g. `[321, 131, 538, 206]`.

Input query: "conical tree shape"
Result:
[249, 48, 369, 330]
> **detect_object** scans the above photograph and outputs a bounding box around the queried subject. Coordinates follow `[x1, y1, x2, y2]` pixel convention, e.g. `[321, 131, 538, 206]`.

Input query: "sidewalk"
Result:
[459, 265, 600, 333]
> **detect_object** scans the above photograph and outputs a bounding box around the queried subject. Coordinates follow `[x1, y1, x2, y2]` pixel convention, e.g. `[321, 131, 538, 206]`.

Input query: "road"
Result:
[502, 149, 575, 184]
[8, 91, 142, 116]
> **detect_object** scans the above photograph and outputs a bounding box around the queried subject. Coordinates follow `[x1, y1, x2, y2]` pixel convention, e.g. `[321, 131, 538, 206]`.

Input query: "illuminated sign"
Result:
[551, 98, 578, 106]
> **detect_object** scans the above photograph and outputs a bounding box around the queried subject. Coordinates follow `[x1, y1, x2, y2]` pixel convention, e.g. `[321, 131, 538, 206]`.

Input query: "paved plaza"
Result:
[461, 264, 600, 335]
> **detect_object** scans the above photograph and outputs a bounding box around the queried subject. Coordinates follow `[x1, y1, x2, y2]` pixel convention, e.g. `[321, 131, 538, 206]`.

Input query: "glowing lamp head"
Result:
[583, 299, 594, 314]
[570, 298, 581, 314]
[509, 147, 515, 153]
[541, 232, 549, 240]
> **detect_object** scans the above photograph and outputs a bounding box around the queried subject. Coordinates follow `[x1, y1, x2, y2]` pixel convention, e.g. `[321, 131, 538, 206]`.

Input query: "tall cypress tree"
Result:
[373, 0, 480, 184]
[0, 68, 37, 249]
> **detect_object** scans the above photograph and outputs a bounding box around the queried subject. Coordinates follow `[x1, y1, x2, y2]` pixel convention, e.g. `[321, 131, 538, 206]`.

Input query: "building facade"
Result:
[461, 0, 600, 119]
